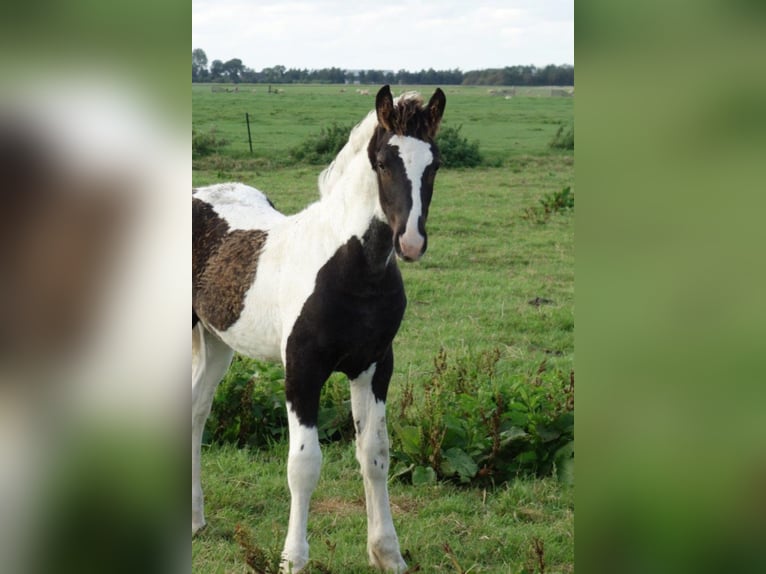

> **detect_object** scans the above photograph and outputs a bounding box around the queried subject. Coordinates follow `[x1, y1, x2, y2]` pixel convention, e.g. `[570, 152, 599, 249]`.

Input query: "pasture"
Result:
[192, 84, 574, 572]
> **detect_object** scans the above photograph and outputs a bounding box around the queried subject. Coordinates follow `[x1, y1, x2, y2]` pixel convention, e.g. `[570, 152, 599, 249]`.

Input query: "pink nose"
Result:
[398, 234, 425, 261]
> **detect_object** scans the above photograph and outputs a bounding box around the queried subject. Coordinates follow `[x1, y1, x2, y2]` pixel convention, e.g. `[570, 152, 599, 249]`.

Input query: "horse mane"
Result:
[318, 91, 425, 198]
[385, 92, 432, 138]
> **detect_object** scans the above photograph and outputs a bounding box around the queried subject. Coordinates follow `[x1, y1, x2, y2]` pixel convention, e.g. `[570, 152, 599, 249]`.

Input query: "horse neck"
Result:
[318, 150, 384, 240]
[318, 110, 376, 198]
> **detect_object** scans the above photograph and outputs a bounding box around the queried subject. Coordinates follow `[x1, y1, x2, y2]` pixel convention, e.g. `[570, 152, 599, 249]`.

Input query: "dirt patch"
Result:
[312, 494, 424, 517]
[312, 497, 365, 517]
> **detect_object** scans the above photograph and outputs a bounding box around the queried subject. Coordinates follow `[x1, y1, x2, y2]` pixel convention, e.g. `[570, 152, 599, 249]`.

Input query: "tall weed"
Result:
[390, 348, 574, 486]
[549, 122, 574, 150]
[523, 186, 574, 223]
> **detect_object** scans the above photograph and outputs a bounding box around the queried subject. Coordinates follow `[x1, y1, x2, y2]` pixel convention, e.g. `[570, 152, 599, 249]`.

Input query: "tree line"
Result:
[192, 49, 573, 86]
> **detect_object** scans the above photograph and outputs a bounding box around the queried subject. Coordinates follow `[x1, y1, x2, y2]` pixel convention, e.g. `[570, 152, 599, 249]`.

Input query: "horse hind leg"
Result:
[192, 323, 234, 535]
[350, 352, 407, 573]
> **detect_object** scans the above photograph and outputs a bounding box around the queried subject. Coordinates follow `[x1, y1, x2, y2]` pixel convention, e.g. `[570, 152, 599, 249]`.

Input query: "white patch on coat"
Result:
[193, 183, 285, 231]
[192, 324, 234, 535]
[282, 405, 322, 572]
[350, 365, 407, 571]
[198, 152, 382, 363]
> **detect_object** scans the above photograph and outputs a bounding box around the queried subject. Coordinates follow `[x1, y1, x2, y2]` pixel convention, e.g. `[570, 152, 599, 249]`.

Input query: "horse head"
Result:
[367, 85, 446, 262]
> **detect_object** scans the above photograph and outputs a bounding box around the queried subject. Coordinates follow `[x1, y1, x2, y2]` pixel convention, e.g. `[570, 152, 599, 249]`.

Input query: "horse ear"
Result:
[375, 85, 395, 132]
[427, 88, 446, 135]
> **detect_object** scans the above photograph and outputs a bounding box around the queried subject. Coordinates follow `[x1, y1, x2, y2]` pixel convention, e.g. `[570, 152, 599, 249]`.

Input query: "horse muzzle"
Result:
[396, 231, 427, 262]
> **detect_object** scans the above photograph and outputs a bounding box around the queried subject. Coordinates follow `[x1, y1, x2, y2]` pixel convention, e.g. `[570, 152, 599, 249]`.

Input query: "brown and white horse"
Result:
[192, 85, 445, 572]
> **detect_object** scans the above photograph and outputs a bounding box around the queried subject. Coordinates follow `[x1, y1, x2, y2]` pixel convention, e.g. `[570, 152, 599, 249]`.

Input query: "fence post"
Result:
[245, 112, 253, 154]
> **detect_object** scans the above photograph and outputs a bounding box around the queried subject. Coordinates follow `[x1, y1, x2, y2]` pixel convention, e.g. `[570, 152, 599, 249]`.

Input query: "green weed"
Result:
[549, 122, 574, 150]
[523, 186, 574, 223]
[192, 127, 228, 158]
[234, 523, 283, 573]
[391, 348, 574, 486]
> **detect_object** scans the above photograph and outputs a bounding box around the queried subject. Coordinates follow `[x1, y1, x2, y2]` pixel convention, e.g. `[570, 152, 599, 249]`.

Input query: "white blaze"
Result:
[388, 135, 433, 254]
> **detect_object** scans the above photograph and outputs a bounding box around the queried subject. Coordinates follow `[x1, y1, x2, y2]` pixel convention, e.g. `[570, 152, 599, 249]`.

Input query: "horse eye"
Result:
[377, 161, 386, 171]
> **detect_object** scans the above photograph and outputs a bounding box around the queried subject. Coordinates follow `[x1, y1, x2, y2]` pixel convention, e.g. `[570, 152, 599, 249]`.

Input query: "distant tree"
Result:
[192, 48, 208, 82]
[460, 64, 572, 86]
[312, 67, 346, 84]
[261, 65, 286, 83]
[240, 66, 259, 83]
[191, 52, 571, 87]
[223, 58, 245, 83]
[365, 70, 387, 84]
[209, 59, 225, 82]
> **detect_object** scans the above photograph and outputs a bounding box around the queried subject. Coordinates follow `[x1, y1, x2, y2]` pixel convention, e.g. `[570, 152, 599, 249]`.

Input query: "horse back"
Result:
[193, 184, 283, 335]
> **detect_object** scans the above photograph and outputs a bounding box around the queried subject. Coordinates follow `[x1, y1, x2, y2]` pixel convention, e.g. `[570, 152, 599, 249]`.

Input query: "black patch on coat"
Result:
[284, 222, 406, 427]
[361, 218, 396, 272]
[369, 141, 413, 241]
[371, 344, 394, 403]
[192, 197, 268, 332]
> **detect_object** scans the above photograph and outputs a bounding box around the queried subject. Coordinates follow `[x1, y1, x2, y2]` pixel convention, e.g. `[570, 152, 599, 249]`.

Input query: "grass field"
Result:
[192, 84, 574, 573]
[192, 84, 573, 165]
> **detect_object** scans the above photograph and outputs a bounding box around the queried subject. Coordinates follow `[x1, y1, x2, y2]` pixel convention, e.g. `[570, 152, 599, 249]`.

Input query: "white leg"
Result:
[192, 324, 234, 535]
[281, 404, 322, 573]
[351, 363, 407, 572]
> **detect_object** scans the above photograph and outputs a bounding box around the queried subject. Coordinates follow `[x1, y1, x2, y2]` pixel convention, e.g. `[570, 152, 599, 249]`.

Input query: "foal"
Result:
[192, 85, 446, 572]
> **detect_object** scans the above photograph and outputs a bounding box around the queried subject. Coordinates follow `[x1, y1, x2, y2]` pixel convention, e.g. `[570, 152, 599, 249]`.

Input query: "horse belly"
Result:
[216, 274, 283, 362]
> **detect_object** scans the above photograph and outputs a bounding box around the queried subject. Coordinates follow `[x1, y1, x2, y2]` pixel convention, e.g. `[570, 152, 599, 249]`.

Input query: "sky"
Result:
[192, 0, 573, 72]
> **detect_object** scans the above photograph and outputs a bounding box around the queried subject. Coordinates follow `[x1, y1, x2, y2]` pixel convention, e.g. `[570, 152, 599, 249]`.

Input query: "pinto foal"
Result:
[192, 85, 446, 572]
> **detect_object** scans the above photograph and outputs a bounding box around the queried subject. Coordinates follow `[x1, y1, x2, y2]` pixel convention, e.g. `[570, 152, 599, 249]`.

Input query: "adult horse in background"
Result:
[192, 85, 446, 572]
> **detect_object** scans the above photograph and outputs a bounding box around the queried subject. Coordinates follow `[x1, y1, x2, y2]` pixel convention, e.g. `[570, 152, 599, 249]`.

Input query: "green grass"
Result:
[192, 84, 574, 572]
[194, 443, 574, 573]
[192, 84, 573, 165]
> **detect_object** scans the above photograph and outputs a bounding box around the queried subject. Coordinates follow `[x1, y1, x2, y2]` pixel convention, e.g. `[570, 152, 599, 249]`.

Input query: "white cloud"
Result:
[192, 0, 573, 71]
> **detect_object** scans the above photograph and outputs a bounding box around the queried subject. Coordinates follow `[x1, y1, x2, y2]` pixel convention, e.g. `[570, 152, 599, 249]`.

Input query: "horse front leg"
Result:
[281, 360, 326, 573]
[350, 350, 407, 572]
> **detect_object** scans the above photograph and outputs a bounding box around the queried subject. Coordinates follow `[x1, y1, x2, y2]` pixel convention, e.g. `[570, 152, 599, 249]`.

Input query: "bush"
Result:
[290, 122, 484, 168]
[192, 128, 228, 158]
[436, 124, 483, 168]
[290, 122, 354, 165]
[549, 122, 574, 150]
[390, 348, 574, 486]
[204, 356, 353, 448]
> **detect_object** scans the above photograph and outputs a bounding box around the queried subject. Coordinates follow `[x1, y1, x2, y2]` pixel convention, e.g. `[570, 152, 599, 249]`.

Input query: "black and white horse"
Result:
[192, 85, 446, 572]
